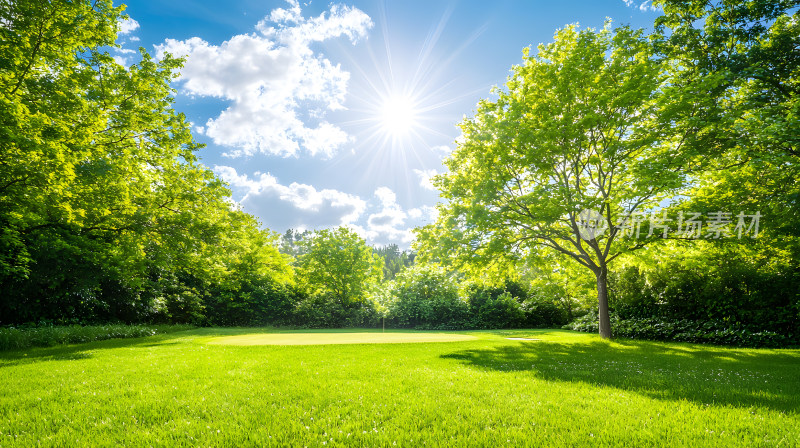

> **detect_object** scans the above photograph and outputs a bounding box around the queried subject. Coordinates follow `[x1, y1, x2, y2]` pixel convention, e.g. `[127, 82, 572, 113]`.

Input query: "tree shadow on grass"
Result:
[441, 338, 800, 413]
[0, 332, 187, 368]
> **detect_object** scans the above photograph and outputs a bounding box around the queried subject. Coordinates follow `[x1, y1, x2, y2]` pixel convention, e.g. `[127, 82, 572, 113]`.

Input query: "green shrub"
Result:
[565, 312, 799, 348]
[292, 293, 380, 328]
[467, 284, 526, 329]
[205, 280, 299, 326]
[608, 251, 800, 335]
[385, 265, 470, 329]
[521, 297, 569, 328]
[0, 324, 194, 351]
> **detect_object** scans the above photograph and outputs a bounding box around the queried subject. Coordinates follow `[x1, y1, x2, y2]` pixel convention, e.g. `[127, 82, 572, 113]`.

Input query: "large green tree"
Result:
[298, 227, 383, 307]
[0, 0, 293, 324]
[416, 24, 699, 339]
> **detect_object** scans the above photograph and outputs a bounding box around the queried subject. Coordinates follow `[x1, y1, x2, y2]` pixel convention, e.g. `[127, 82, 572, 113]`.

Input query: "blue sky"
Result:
[115, 0, 661, 247]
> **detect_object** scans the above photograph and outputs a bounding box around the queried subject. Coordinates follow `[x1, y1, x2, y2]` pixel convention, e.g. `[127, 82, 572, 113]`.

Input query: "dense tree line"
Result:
[1, 0, 797, 347]
[0, 0, 293, 325]
[416, 0, 799, 341]
[373, 244, 416, 280]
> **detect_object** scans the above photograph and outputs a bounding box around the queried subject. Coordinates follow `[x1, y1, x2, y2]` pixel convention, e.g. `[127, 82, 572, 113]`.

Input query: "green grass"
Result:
[1, 328, 798, 447]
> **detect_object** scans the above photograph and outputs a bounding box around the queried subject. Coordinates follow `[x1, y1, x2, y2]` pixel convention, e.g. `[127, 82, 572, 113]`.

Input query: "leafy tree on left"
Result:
[0, 0, 292, 324]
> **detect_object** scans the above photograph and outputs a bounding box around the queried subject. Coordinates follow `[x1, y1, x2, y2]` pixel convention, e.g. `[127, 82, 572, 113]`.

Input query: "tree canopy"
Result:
[298, 227, 383, 306]
[0, 0, 293, 325]
[416, 23, 701, 338]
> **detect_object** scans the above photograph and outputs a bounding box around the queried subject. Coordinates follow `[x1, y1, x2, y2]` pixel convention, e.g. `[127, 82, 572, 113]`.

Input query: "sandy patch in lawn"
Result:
[207, 332, 478, 346]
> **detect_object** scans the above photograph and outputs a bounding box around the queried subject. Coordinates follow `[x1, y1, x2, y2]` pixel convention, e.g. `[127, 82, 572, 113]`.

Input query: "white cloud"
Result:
[113, 47, 138, 67]
[365, 187, 414, 245]
[266, 0, 303, 24]
[413, 168, 438, 191]
[622, 0, 659, 12]
[407, 205, 438, 222]
[374, 187, 398, 207]
[213, 168, 432, 247]
[118, 17, 140, 36]
[214, 166, 366, 230]
[257, 2, 372, 44]
[432, 145, 452, 155]
[113, 17, 141, 67]
[156, 1, 373, 158]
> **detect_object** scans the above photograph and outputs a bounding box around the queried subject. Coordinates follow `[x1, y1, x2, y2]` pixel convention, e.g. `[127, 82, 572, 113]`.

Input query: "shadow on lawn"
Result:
[442, 338, 800, 413]
[0, 333, 186, 368]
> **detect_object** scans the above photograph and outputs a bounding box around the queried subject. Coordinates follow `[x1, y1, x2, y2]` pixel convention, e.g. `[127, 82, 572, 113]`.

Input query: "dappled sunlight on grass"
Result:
[442, 334, 800, 414]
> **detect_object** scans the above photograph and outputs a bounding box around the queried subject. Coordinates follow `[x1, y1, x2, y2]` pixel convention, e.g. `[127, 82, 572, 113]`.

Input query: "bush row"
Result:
[0, 324, 194, 351]
[565, 312, 799, 348]
[195, 265, 572, 330]
[375, 265, 569, 330]
[608, 254, 800, 336]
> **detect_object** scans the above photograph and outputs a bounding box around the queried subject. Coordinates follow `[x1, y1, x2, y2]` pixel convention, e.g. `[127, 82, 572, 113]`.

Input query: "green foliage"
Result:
[201, 219, 296, 326]
[520, 297, 570, 328]
[204, 281, 298, 327]
[292, 293, 380, 328]
[3, 0, 797, 337]
[566, 314, 798, 349]
[608, 245, 800, 335]
[285, 228, 384, 328]
[373, 244, 416, 280]
[278, 229, 311, 258]
[654, 0, 799, 160]
[564, 241, 800, 348]
[297, 227, 384, 306]
[653, 1, 800, 256]
[415, 23, 696, 338]
[0, 0, 297, 326]
[382, 265, 470, 329]
[466, 284, 526, 329]
[521, 253, 596, 320]
[415, 4, 799, 341]
[0, 324, 192, 351]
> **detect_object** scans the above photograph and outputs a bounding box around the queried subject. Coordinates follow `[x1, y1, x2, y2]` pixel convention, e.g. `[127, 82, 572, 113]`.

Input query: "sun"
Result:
[378, 94, 419, 138]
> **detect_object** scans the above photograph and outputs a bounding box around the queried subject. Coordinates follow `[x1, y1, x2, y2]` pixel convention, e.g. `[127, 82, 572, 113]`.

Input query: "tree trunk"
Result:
[596, 267, 612, 339]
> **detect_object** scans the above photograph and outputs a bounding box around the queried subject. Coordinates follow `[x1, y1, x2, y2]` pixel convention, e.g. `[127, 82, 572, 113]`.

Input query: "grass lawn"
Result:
[1, 328, 798, 447]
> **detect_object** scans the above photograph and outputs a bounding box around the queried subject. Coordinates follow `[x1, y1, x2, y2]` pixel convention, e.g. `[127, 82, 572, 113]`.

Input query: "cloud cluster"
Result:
[214, 166, 436, 247]
[156, 0, 373, 158]
[214, 166, 366, 230]
[113, 17, 141, 66]
[364, 187, 413, 245]
[413, 168, 438, 191]
[348, 189, 437, 246]
[622, 0, 659, 12]
[117, 17, 140, 36]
